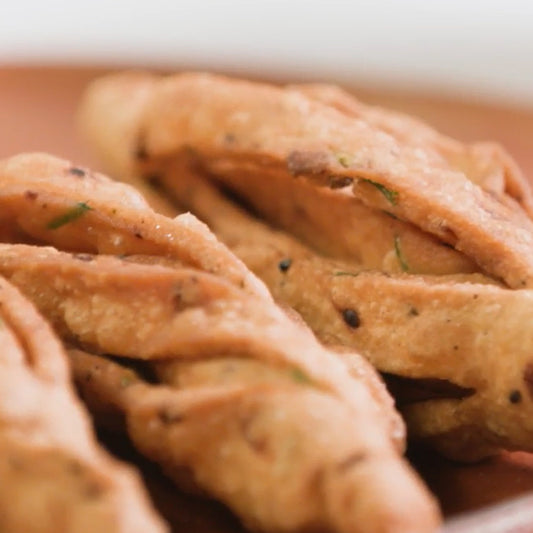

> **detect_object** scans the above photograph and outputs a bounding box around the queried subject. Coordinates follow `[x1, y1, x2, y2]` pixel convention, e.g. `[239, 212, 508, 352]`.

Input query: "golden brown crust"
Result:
[0, 276, 167, 533]
[97, 71, 533, 289]
[0, 152, 268, 299]
[294, 82, 533, 217]
[201, 161, 480, 275]
[136, 162, 533, 459]
[79, 72, 478, 276]
[70, 350, 441, 533]
[0, 242, 404, 449]
[0, 152, 446, 529]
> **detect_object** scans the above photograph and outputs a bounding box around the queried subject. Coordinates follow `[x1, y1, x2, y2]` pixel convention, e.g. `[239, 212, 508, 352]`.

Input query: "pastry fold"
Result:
[0, 152, 440, 533]
[0, 275, 167, 533]
[78, 71, 533, 461]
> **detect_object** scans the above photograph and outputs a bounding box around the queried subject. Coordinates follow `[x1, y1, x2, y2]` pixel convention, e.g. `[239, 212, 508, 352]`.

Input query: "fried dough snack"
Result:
[67, 349, 440, 533]
[78, 71, 533, 460]
[121, 160, 533, 460]
[0, 242, 402, 444]
[79, 71, 533, 288]
[0, 153, 441, 531]
[79, 72, 477, 276]
[0, 275, 167, 533]
[293, 82, 533, 215]
[0, 152, 267, 299]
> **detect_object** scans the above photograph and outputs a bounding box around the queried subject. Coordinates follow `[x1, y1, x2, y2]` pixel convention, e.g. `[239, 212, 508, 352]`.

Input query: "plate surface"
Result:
[2, 66, 533, 532]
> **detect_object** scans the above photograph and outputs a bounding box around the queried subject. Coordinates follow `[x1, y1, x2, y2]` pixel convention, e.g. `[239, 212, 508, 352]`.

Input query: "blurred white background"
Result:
[2, 0, 533, 107]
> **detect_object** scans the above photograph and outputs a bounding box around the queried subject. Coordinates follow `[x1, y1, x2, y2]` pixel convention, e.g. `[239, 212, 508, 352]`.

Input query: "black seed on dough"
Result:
[342, 308, 360, 329]
[68, 167, 86, 177]
[509, 390, 522, 404]
[278, 258, 292, 272]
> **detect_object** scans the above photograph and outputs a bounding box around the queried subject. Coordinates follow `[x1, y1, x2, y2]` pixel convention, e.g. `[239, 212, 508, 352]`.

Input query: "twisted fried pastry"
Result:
[0, 276, 167, 533]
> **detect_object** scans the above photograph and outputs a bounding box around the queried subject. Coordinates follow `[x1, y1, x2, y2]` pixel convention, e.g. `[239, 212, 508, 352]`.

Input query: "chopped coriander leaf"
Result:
[382, 210, 399, 220]
[120, 375, 134, 388]
[333, 271, 360, 278]
[360, 179, 398, 205]
[290, 368, 311, 384]
[394, 235, 409, 272]
[47, 202, 92, 230]
[334, 152, 353, 168]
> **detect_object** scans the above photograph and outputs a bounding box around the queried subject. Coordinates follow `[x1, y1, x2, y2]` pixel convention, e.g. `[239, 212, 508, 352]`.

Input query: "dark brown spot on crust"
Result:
[68, 167, 86, 177]
[286, 150, 329, 176]
[278, 258, 292, 272]
[223, 133, 236, 144]
[83, 481, 105, 499]
[337, 452, 367, 473]
[134, 139, 148, 160]
[24, 190, 38, 200]
[134, 232, 143, 239]
[523, 363, 533, 400]
[145, 174, 162, 189]
[342, 308, 360, 328]
[408, 306, 419, 317]
[509, 390, 522, 404]
[328, 176, 353, 189]
[68, 460, 83, 475]
[158, 408, 183, 424]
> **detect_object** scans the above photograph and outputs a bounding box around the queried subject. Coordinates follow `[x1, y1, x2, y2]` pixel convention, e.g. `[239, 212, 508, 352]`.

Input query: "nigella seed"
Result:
[342, 308, 360, 329]
[68, 167, 86, 177]
[278, 258, 292, 272]
[509, 390, 522, 404]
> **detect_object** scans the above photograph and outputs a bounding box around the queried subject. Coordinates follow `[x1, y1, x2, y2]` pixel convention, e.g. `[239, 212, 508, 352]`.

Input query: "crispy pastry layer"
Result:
[0, 276, 167, 533]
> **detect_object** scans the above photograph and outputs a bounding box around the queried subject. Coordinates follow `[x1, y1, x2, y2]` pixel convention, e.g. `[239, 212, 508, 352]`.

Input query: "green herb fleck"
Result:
[382, 210, 399, 220]
[394, 235, 409, 272]
[290, 368, 311, 384]
[333, 271, 360, 278]
[120, 375, 134, 388]
[361, 179, 398, 205]
[335, 152, 353, 168]
[47, 202, 92, 230]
